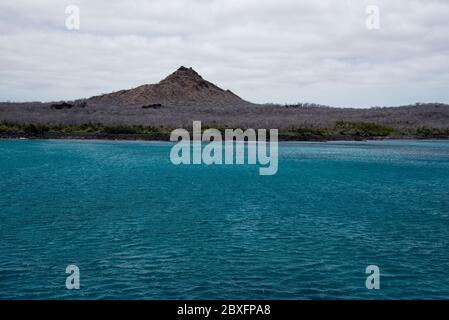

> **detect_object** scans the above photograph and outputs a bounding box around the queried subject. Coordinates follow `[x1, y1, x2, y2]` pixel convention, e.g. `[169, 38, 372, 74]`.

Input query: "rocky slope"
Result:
[87, 66, 252, 108]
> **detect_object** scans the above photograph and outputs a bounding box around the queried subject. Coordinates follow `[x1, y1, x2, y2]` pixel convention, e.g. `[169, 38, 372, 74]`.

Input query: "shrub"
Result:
[23, 123, 50, 134]
[336, 121, 395, 137]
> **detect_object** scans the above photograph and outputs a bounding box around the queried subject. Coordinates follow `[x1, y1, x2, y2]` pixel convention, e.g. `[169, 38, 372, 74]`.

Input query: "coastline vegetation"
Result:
[0, 120, 448, 141]
[0, 122, 168, 135]
[335, 121, 396, 137]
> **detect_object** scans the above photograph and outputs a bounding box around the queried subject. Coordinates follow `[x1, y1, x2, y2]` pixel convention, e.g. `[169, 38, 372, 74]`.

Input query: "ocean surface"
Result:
[1, 139, 449, 300]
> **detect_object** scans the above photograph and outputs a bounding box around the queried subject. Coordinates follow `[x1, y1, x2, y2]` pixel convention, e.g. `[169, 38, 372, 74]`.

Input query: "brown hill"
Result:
[87, 66, 252, 108]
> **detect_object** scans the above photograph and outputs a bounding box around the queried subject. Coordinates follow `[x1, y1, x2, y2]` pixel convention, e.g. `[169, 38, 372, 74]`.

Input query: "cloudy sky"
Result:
[1, 0, 448, 107]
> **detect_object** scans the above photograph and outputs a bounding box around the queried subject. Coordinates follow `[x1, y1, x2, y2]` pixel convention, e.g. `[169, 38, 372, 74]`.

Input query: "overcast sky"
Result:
[1, 0, 448, 107]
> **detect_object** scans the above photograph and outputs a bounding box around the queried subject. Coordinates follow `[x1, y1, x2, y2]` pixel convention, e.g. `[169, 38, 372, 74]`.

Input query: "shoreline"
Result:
[1, 131, 449, 142]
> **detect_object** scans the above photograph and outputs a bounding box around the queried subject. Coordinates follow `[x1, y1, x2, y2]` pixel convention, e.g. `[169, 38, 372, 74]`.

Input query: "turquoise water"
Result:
[1, 139, 449, 300]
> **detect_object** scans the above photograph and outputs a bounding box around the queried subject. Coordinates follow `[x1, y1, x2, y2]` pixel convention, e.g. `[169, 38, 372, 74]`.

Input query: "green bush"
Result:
[288, 127, 330, 136]
[336, 121, 395, 137]
[0, 123, 9, 133]
[416, 127, 449, 137]
[416, 127, 434, 137]
[23, 123, 50, 134]
[102, 126, 140, 134]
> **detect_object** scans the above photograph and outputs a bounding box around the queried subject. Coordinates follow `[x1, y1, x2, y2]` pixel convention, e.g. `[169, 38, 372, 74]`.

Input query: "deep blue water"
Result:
[1, 139, 449, 299]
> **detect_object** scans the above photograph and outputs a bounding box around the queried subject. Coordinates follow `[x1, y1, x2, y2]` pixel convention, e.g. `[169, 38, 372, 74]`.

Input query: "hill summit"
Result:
[87, 66, 251, 108]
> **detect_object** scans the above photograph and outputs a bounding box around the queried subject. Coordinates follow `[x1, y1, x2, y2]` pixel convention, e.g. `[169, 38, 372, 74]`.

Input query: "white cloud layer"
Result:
[0, 0, 448, 107]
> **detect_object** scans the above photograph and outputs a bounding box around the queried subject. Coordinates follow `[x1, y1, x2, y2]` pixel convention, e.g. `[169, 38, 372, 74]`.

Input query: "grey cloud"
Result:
[0, 0, 448, 107]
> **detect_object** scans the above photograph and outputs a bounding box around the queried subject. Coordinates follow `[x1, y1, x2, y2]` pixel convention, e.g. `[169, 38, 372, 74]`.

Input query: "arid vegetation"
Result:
[1, 67, 448, 141]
